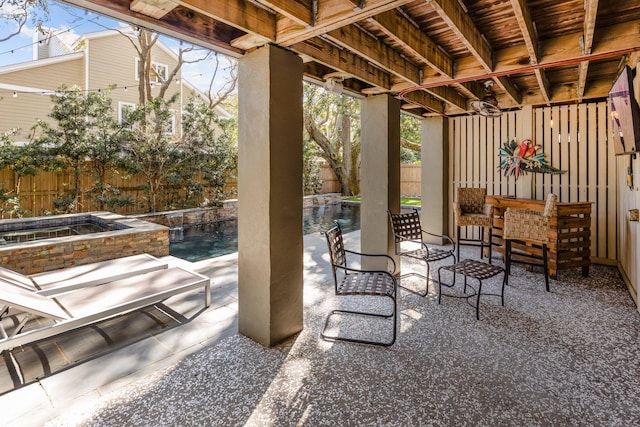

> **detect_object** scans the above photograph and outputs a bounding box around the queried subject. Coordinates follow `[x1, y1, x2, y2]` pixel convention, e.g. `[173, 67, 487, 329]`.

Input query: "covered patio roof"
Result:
[62, 0, 640, 115]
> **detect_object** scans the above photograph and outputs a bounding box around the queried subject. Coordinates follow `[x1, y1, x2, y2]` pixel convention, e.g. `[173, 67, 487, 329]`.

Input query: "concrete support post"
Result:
[360, 94, 401, 269]
[237, 45, 303, 347]
[421, 116, 449, 244]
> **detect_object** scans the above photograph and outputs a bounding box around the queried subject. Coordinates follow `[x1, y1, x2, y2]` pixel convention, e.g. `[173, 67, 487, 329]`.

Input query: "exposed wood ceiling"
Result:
[63, 0, 640, 116]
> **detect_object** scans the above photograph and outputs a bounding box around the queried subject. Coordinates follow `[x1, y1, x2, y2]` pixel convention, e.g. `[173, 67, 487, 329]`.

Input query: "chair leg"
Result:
[542, 244, 550, 292]
[505, 240, 512, 276]
[487, 228, 493, 264]
[479, 226, 485, 260]
[456, 226, 461, 261]
[475, 280, 483, 320]
[321, 294, 397, 347]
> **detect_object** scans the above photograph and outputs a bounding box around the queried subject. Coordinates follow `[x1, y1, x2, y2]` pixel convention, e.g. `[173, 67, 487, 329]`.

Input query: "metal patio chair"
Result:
[388, 209, 456, 296]
[322, 222, 398, 347]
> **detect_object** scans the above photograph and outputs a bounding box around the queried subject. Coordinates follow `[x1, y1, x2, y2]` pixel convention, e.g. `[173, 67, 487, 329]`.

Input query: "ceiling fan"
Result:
[471, 80, 502, 117]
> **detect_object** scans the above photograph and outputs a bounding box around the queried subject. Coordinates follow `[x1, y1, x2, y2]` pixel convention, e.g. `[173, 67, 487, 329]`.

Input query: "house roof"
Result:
[60, 0, 640, 117]
[0, 27, 231, 118]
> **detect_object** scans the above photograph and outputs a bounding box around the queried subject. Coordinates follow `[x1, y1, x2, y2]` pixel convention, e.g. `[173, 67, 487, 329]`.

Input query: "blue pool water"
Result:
[169, 203, 360, 262]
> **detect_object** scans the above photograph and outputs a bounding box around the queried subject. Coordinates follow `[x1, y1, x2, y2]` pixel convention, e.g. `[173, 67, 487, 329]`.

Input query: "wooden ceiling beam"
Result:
[430, 0, 493, 72]
[277, 0, 414, 47]
[401, 89, 445, 114]
[60, 0, 245, 56]
[534, 69, 551, 105]
[367, 9, 454, 78]
[510, 0, 538, 64]
[425, 20, 640, 87]
[577, 61, 589, 101]
[326, 24, 469, 109]
[577, 0, 599, 100]
[178, 0, 276, 41]
[494, 75, 522, 105]
[130, 0, 178, 19]
[583, 0, 599, 55]
[515, 77, 612, 106]
[326, 24, 421, 85]
[257, 1, 313, 27]
[291, 37, 391, 90]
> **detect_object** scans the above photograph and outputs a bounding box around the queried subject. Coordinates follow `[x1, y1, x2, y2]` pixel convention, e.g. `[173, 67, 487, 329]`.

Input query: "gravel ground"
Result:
[44, 250, 640, 427]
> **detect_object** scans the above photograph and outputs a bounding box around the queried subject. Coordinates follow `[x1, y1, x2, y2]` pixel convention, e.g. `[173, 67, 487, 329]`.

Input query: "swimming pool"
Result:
[169, 203, 360, 262]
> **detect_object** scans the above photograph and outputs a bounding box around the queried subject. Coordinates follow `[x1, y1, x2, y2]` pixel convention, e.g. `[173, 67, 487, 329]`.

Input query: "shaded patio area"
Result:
[2, 229, 639, 426]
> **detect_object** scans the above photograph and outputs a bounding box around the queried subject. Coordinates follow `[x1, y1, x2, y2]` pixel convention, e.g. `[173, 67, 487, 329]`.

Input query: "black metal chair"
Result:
[322, 222, 398, 347]
[387, 209, 456, 296]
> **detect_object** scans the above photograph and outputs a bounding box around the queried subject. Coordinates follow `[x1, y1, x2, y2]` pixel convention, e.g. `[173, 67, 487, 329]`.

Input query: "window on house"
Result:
[134, 58, 169, 83]
[118, 102, 136, 128]
[165, 109, 176, 135]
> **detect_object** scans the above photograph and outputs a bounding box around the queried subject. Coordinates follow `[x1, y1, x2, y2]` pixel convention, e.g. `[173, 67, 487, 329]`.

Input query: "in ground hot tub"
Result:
[0, 212, 169, 275]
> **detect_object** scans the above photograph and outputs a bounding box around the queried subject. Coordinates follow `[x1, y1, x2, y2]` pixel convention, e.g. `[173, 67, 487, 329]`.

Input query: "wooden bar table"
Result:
[486, 196, 592, 279]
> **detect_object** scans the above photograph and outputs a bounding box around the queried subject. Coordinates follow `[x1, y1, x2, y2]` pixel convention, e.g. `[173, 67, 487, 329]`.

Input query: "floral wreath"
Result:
[498, 139, 565, 180]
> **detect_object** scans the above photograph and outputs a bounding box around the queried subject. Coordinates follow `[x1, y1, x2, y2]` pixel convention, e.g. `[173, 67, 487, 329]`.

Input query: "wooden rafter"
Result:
[130, 0, 178, 19]
[60, 0, 245, 56]
[494, 76, 522, 105]
[436, 20, 640, 85]
[291, 37, 391, 90]
[368, 9, 453, 78]
[583, 0, 599, 55]
[326, 24, 421, 85]
[326, 23, 465, 109]
[257, 0, 313, 27]
[402, 89, 445, 114]
[430, 0, 493, 72]
[577, 0, 599, 100]
[534, 69, 551, 104]
[276, 0, 414, 47]
[178, 0, 276, 41]
[510, 0, 538, 64]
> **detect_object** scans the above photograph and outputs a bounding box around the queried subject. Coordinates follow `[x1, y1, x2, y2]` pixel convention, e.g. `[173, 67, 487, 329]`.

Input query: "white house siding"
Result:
[87, 34, 185, 131]
[0, 57, 83, 141]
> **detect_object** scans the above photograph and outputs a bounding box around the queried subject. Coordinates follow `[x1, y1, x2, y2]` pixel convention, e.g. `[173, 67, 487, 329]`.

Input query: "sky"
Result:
[0, 0, 235, 94]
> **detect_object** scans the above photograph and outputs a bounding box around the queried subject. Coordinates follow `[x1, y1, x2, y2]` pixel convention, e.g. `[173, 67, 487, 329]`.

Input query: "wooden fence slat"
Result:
[578, 104, 588, 202]
[587, 103, 599, 257]
[597, 103, 608, 258]
[604, 103, 617, 259]
[569, 105, 579, 202]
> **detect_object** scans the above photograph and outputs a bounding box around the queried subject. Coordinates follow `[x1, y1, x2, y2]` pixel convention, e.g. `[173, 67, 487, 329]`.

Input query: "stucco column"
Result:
[237, 45, 303, 347]
[421, 116, 449, 244]
[360, 94, 401, 269]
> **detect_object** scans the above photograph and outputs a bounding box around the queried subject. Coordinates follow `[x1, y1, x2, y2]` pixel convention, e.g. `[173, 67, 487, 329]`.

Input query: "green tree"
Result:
[181, 97, 238, 205]
[0, 0, 48, 43]
[32, 85, 124, 213]
[121, 94, 185, 213]
[401, 113, 421, 164]
[0, 128, 44, 217]
[303, 83, 360, 196]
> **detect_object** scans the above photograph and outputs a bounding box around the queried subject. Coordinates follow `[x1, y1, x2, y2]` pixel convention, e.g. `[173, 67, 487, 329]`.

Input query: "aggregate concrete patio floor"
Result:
[2, 231, 640, 426]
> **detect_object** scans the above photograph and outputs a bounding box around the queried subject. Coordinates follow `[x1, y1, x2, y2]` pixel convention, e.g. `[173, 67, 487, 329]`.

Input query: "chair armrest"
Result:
[421, 230, 455, 247]
[334, 264, 397, 281]
[452, 202, 462, 222]
[345, 249, 397, 275]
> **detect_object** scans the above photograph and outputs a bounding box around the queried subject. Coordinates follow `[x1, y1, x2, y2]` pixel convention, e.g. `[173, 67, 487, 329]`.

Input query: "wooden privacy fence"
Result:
[449, 100, 616, 262]
[319, 164, 422, 196]
[0, 166, 237, 216]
